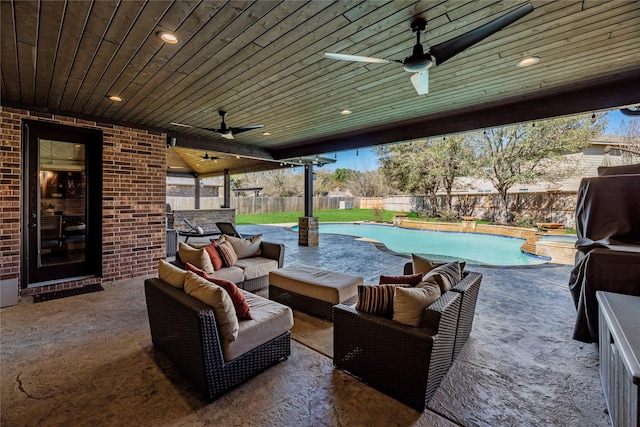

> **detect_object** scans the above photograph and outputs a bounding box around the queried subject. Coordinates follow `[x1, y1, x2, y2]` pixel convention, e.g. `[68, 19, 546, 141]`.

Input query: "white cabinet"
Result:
[597, 291, 640, 427]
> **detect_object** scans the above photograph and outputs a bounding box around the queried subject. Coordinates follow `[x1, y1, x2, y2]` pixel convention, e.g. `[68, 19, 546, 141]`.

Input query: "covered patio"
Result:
[1, 224, 607, 426]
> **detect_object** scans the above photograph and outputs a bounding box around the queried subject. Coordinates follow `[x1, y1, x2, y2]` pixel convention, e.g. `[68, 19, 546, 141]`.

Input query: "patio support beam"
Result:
[299, 163, 318, 246]
[223, 169, 231, 209]
[304, 163, 313, 217]
[194, 177, 202, 209]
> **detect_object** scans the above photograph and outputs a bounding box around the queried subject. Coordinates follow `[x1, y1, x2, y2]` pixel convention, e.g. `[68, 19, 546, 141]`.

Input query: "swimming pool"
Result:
[292, 222, 547, 266]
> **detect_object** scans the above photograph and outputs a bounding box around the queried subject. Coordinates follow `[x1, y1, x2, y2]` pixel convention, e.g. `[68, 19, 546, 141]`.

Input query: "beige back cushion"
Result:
[183, 272, 239, 342]
[224, 234, 262, 259]
[420, 262, 463, 293]
[158, 259, 187, 289]
[178, 241, 214, 274]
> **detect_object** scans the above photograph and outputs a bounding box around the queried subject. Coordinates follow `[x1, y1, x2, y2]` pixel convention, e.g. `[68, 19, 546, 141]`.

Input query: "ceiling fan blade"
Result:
[428, 2, 534, 66]
[324, 52, 390, 64]
[169, 122, 193, 128]
[202, 127, 235, 139]
[410, 70, 429, 95]
[230, 125, 264, 134]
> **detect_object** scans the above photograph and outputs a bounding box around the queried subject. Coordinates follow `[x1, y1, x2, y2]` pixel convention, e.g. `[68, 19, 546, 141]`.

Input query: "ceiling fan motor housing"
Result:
[404, 43, 433, 72]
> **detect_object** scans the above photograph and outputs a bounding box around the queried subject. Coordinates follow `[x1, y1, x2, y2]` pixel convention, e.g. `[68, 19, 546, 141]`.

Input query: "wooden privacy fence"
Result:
[376, 193, 578, 228]
[167, 192, 578, 227]
[167, 196, 358, 214]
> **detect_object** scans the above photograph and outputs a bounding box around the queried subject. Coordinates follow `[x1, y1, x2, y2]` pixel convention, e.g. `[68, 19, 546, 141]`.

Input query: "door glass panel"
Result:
[38, 140, 86, 267]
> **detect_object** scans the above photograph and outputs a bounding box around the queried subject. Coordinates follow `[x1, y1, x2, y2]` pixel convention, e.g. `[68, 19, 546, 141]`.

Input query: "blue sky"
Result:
[320, 108, 633, 172]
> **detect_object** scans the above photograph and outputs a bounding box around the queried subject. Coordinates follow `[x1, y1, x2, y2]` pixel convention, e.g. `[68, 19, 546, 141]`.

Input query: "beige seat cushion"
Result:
[206, 266, 245, 284]
[269, 264, 362, 304]
[235, 257, 279, 281]
[222, 290, 293, 361]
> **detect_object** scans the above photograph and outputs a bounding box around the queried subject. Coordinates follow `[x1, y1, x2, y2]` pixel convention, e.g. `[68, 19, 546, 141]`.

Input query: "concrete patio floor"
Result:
[1, 224, 609, 426]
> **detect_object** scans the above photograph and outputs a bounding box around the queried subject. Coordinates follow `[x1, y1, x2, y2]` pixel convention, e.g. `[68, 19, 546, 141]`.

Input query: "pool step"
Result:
[520, 236, 540, 255]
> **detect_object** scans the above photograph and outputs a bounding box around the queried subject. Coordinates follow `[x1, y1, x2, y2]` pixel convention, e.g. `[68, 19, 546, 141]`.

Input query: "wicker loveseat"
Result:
[144, 277, 293, 401]
[176, 239, 284, 292]
[333, 268, 482, 411]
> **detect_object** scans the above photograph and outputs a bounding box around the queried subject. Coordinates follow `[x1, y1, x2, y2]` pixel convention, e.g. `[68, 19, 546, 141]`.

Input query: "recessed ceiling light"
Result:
[157, 31, 178, 44]
[516, 56, 540, 68]
[340, 109, 352, 115]
[108, 95, 122, 102]
[262, 132, 271, 136]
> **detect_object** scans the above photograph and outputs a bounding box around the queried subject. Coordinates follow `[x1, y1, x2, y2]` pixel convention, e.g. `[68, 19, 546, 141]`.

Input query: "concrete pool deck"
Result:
[1, 224, 607, 426]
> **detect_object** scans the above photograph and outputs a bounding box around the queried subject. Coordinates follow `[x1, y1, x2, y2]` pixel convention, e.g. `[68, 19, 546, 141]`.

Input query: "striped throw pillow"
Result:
[217, 240, 238, 267]
[356, 284, 409, 317]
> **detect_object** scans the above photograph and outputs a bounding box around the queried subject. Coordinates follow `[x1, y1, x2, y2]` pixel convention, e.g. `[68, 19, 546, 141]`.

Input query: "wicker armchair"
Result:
[144, 278, 291, 401]
[333, 291, 462, 411]
[333, 270, 483, 411]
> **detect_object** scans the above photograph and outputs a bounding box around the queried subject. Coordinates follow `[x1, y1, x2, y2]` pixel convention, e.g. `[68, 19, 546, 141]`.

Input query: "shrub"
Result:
[436, 209, 459, 222]
[371, 206, 385, 222]
[513, 214, 538, 228]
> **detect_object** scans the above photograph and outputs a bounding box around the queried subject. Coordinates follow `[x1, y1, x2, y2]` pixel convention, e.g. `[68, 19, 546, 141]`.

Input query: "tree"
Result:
[374, 141, 442, 216]
[313, 169, 336, 196]
[433, 134, 478, 211]
[259, 169, 303, 197]
[614, 119, 640, 164]
[473, 114, 605, 223]
[332, 168, 357, 189]
[347, 170, 390, 197]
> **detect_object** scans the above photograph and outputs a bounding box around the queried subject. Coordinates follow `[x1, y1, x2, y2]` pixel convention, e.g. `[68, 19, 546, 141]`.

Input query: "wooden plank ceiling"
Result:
[2, 0, 639, 177]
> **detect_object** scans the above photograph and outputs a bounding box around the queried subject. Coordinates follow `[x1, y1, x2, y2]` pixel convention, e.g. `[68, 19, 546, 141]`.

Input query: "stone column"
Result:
[298, 216, 318, 246]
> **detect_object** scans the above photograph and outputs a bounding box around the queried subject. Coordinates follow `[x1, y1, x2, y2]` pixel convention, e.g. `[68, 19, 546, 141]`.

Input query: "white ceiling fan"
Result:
[324, 3, 534, 95]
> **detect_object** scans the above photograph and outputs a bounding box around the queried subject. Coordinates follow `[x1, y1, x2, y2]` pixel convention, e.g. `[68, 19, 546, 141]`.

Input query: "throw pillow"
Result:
[158, 259, 187, 289]
[412, 254, 466, 278]
[355, 284, 409, 317]
[224, 234, 262, 259]
[379, 273, 423, 287]
[217, 240, 239, 267]
[204, 241, 223, 271]
[178, 241, 214, 274]
[420, 262, 463, 293]
[185, 263, 252, 320]
[184, 261, 205, 275]
[411, 254, 446, 276]
[392, 283, 441, 327]
[183, 271, 239, 341]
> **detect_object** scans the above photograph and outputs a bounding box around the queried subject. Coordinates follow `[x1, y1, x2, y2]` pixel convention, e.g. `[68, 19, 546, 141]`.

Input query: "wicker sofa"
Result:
[175, 240, 284, 292]
[333, 268, 482, 411]
[144, 276, 293, 401]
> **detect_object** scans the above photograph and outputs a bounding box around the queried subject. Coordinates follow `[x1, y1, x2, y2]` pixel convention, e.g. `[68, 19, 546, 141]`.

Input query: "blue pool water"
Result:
[293, 223, 547, 266]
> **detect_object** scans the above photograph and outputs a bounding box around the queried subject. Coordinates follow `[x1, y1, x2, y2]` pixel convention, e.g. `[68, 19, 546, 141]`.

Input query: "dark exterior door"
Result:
[21, 120, 102, 286]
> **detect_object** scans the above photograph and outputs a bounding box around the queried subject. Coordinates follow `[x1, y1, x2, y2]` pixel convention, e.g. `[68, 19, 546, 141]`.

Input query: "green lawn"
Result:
[235, 209, 569, 231]
[235, 209, 422, 224]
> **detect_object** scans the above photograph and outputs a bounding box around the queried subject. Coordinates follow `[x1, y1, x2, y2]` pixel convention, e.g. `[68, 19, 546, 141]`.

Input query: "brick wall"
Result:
[0, 106, 166, 297]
